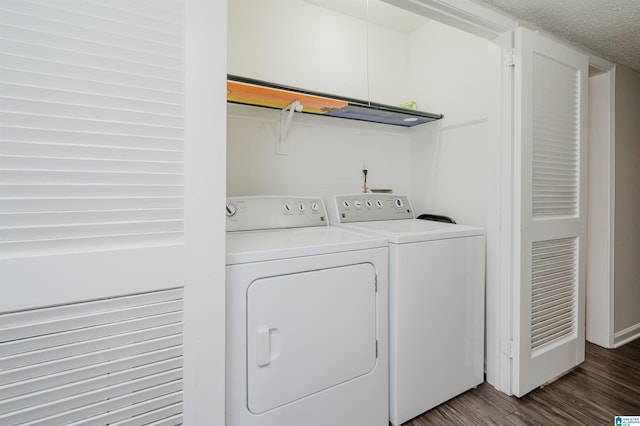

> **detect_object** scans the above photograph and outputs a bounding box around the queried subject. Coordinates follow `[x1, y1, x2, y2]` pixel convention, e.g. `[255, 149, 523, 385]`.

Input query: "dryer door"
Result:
[247, 263, 377, 414]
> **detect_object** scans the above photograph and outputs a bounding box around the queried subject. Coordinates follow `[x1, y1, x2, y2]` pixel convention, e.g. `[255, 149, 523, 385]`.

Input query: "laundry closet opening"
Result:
[226, 0, 490, 229]
[226, 0, 622, 401]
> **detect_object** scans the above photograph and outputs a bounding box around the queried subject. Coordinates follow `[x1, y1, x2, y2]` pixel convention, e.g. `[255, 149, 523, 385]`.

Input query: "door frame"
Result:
[586, 65, 616, 349]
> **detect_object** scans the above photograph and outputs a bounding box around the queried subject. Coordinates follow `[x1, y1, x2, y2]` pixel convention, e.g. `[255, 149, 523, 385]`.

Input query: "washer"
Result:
[332, 194, 485, 426]
[225, 196, 389, 426]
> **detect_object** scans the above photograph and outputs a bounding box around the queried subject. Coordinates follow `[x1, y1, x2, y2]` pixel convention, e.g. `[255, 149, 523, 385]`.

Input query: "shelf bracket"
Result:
[277, 100, 303, 155]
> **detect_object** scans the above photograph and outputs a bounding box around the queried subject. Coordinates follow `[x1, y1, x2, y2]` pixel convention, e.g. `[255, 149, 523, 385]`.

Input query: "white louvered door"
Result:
[511, 27, 588, 397]
[0, 1, 226, 424]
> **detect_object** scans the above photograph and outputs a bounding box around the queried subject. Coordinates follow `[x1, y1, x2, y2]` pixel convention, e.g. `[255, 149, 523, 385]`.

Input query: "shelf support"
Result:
[277, 100, 303, 155]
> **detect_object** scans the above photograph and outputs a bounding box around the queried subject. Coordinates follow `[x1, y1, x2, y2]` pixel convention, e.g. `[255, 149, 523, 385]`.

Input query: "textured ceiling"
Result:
[472, 0, 640, 72]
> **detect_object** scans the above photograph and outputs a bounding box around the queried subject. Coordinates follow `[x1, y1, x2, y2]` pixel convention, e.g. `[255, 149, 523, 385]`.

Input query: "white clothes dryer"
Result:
[332, 194, 485, 426]
[225, 196, 389, 426]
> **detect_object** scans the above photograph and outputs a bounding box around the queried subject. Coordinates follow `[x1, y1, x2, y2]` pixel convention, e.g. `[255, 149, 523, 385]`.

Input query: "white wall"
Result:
[407, 20, 490, 227]
[410, 122, 488, 226]
[368, 23, 413, 106]
[227, 104, 412, 200]
[228, 0, 415, 107]
[614, 64, 640, 345]
[408, 20, 490, 127]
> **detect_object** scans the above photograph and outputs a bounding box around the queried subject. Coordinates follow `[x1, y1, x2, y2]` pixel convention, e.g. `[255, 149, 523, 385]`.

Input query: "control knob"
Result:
[225, 202, 237, 217]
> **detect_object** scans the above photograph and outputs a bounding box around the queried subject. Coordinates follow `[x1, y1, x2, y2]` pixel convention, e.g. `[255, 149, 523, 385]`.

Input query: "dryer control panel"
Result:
[226, 196, 327, 231]
[335, 194, 413, 223]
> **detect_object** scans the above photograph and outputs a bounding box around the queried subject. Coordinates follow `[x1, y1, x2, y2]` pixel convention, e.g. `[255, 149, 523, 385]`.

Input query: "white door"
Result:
[247, 264, 377, 414]
[511, 27, 588, 397]
[0, 1, 226, 424]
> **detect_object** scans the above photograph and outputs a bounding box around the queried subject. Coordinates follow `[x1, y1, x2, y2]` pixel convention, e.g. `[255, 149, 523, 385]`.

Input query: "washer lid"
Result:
[340, 219, 484, 244]
[226, 226, 387, 265]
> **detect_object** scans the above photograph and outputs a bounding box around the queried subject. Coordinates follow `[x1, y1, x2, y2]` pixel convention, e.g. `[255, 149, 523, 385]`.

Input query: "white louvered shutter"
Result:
[0, 0, 185, 257]
[0, 289, 184, 425]
[1, 1, 225, 424]
[511, 27, 588, 397]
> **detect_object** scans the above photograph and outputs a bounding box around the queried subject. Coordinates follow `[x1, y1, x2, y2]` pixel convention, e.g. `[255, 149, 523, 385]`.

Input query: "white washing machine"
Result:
[225, 196, 389, 426]
[332, 194, 485, 425]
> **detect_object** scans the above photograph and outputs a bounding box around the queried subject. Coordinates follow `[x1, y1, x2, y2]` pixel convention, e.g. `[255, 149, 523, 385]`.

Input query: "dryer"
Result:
[332, 194, 485, 425]
[225, 196, 389, 426]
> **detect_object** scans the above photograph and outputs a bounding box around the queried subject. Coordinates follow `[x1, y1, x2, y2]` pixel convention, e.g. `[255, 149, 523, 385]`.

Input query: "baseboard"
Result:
[586, 336, 615, 349]
[614, 322, 640, 347]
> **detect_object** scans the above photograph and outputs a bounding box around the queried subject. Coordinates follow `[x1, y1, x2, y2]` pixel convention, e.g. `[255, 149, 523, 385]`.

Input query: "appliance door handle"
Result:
[256, 325, 271, 367]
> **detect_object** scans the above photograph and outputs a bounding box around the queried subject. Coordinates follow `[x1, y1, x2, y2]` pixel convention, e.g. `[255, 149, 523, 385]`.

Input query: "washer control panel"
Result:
[226, 196, 327, 231]
[335, 194, 413, 223]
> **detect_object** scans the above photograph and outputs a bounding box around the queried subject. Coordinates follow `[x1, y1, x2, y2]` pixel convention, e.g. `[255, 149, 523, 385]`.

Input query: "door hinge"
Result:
[504, 48, 515, 67]
[501, 339, 513, 358]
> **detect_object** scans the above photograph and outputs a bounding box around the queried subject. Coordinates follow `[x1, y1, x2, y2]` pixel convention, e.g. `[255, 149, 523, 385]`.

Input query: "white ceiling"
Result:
[472, 0, 640, 72]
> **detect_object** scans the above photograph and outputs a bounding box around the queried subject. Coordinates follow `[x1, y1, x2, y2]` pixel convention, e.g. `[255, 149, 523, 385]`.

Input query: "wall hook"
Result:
[277, 100, 303, 155]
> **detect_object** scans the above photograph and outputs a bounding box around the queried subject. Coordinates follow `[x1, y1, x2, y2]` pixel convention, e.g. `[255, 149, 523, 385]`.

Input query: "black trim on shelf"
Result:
[227, 74, 443, 127]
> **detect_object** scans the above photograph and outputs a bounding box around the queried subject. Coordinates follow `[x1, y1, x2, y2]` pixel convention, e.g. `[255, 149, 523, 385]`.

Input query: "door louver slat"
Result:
[530, 238, 577, 353]
[0, 0, 186, 258]
[0, 288, 184, 425]
[531, 55, 579, 218]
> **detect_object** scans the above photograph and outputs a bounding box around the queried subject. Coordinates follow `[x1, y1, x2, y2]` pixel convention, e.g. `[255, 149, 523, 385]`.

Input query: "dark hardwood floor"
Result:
[404, 338, 640, 425]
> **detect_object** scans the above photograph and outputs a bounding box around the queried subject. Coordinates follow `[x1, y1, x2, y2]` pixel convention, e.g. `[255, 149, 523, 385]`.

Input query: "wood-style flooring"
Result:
[404, 339, 640, 425]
